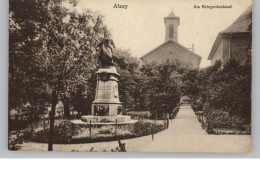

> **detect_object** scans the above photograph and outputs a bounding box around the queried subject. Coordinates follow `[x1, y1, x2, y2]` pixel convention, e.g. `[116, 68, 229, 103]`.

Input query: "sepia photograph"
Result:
[8, 0, 252, 152]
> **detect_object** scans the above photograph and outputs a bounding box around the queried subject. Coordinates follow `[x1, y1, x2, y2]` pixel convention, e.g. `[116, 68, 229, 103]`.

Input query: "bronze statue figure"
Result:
[97, 38, 116, 67]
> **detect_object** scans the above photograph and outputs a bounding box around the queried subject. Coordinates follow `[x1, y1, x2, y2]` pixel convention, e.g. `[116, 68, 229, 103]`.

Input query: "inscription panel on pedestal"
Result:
[96, 80, 111, 99]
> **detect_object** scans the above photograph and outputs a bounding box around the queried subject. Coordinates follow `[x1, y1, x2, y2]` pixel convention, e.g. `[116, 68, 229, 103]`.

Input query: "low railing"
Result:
[195, 110, 214, 134]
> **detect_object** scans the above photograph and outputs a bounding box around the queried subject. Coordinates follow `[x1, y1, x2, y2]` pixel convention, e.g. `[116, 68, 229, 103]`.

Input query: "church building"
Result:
[140, 11, 202, 68]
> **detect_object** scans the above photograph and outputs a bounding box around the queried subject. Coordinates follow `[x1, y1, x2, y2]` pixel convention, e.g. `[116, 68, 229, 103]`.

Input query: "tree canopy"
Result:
[9, 0, 111, 150]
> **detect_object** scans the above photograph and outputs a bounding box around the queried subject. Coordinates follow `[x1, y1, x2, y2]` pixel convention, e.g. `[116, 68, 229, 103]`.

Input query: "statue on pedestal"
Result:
[97, 38, 116, 67]
[81, 38, 131, 123]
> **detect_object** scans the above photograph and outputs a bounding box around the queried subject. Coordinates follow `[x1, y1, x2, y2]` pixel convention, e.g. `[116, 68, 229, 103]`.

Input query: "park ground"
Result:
[19, 105, 251, 152]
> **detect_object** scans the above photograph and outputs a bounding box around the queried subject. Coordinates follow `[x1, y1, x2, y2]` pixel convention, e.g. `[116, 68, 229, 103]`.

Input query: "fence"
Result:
[195, 110, 251, 135]
[195, 111, 214, 134]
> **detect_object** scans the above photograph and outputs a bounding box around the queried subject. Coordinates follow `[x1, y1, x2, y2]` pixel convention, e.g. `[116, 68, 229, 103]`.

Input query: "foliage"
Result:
[203, 106, 231, 128]
[8, 130, 24, 150]
[126, 111, 150, 119]
[9, 0, 111, 150]
[141, 59, 188, 117]
[99, 118, 113, 123]
[9, 0, 110, 115]
[113, 49, 145, 111]
[111, 140, 126, 152]
[25, 120, 167, 144]
[171, 107, 180, 119]
[181, 69, 200, 99]
[186, 58, 251, 129]
[26, 121, 78, 143]
[98, 127, 113, 135]
[133, 119, 166, 136]
[9, 0, 187, 135]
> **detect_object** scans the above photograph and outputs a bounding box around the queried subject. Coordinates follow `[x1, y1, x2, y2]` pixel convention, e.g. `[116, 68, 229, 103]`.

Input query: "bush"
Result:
[133, 119, 166, 136]
[99, 119, 113, 123]
[127, 111, 150, 119]
[185, 59, 251, 132]
[25, 119, 167, 144]
[98, 126, 113, 135]
[171, 107, 180, 119]
[8, 130, 24, 150]
[204, 108, 231, 128]
[27, 121, 78, 143]
[133, 119, 152, 136]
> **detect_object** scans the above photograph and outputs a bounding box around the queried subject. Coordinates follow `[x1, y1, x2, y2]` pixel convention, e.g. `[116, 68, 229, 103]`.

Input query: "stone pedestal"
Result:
[81, 66, 131, 123]
[81, 115, 131, 123]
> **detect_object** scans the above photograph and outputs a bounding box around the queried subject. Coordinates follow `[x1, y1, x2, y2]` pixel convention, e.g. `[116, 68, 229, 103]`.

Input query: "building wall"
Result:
[211, 40, 223, 65]
[142, 42, 201, 68]
[231, 34, 251, 64]
[210, 33, 251, 66]
[222, 37, 231, 64]
[165, 20, 179, 42]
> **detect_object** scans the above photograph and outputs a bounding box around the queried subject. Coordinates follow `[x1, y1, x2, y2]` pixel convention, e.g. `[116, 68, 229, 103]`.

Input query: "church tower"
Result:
[141, 10, 201, 68]
[164, 10, 180, 42]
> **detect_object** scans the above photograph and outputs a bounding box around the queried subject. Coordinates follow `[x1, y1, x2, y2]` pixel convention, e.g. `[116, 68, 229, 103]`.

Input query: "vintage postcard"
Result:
[9, 0, 252, 152]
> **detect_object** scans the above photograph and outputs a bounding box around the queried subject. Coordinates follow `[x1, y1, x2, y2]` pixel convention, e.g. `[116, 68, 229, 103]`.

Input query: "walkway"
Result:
[20, 105, 251, 152]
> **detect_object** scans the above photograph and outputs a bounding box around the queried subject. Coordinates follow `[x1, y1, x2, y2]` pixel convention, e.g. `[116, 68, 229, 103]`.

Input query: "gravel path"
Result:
[19, 105, 251, 152]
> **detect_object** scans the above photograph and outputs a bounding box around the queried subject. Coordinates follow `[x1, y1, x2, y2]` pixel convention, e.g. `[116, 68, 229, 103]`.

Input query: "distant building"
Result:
[208, 6, 252, 65]
[141, 11, 202, 68]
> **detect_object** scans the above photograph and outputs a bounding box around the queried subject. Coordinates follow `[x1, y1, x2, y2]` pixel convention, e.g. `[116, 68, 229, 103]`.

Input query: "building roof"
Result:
[221, 5, 252, 33]
[167, 11, 177, 17]
[208, 5, 252, 60]
[164, 10, 180, 25]
[140, 39, 202, 62]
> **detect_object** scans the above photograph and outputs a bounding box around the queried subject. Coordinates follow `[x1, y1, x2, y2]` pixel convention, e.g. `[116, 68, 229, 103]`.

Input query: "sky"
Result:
[74, 0, 252, 68]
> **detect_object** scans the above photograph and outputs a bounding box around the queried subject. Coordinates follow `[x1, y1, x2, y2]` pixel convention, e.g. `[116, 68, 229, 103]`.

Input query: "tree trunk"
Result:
[43, 118, 46, 132]
[48, 90, 58, 151]
[62, 98, 71, 119]
[134, 98, 137, 110]
[31, 118, 34, 135]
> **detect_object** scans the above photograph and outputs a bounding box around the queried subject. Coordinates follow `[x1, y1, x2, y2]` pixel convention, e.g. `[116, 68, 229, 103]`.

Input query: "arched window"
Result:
[169, 26, 174, 38]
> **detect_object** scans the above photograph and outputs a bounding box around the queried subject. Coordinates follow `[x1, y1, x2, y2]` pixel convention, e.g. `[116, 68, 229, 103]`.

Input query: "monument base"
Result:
[81, 115, 131, 123]
[81, 66, 131, 123]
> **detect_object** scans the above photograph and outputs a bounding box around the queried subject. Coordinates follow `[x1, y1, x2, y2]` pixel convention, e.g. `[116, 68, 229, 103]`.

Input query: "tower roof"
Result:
[164, 10, 180, 25]
[167, 11, 177, 17]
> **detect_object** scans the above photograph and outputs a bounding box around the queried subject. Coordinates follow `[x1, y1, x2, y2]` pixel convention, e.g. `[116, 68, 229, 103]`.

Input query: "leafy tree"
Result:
[142, 59, 187, 118]
[181, 69, 200, 100]
[188, 59, 251, 127]
[9, 0, 110, 150]
[113, 49, 144, 111]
